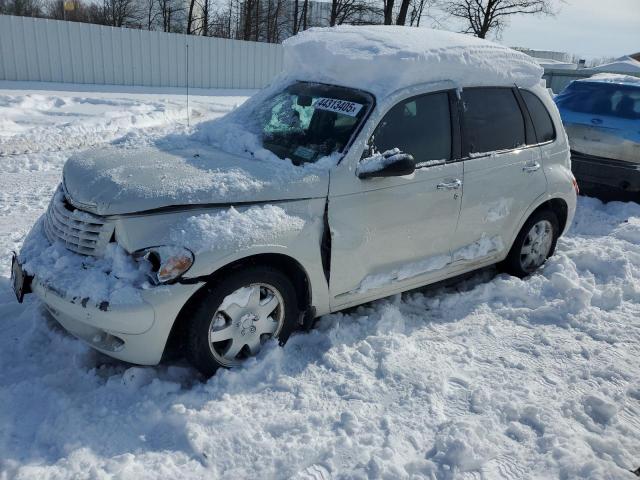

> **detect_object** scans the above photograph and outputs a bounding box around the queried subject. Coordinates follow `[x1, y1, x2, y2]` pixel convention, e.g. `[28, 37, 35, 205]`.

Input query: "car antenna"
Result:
[186, 41, 190, 127]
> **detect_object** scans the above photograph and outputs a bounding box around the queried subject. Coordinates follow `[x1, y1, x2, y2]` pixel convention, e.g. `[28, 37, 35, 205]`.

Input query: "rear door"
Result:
[451, 87, 547, 264]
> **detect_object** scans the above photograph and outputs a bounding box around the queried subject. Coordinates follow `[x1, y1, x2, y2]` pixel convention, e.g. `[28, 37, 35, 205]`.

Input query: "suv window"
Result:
[368, 91, 452, 164]
[521, 90, 556, 143]
[462, 87, 525, 155]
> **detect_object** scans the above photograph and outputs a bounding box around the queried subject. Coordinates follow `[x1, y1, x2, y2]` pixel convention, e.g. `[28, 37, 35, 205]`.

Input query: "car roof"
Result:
[577, 73, 640, 89]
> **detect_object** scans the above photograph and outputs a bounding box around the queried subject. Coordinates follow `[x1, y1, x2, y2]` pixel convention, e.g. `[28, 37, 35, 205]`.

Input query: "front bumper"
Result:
[571, 151, 640, 192]
[32, 276, 204, 365]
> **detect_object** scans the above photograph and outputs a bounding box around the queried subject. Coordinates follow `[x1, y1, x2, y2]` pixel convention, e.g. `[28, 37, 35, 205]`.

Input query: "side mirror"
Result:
[357, 150, 416, 179]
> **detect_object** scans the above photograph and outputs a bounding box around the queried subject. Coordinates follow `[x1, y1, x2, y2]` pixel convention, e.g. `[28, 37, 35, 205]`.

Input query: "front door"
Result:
[328, 90, 464, 309]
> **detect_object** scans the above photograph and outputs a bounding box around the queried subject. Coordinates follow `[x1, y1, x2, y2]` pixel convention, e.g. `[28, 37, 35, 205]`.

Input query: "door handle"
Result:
[437, 179, 462, 190]
[523, 162, 541, 173]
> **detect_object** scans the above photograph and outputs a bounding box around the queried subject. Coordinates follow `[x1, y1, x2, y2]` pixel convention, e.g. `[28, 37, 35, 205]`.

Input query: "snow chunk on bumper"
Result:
[19, 218, 150, 306]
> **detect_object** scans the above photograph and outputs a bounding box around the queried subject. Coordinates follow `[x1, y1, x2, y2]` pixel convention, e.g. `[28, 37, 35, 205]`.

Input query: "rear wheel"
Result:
[501, 209, 559, 278]
[186, 266, 299, 376]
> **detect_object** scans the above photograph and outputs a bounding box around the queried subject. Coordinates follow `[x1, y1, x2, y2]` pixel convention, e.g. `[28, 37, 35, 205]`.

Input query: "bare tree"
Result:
[187, 0, 197, 32]
[382, 0, 393, 23]
[103, 0, 142, 27]
[330, 0, 380, 26]
[442, 0, 558, 38]
[0, 0, 43, 16]
[156, 0, 183, 32]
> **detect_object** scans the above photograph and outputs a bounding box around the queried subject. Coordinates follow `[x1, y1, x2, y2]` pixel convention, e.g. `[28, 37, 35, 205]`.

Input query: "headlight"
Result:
[134, 246, 194, 285]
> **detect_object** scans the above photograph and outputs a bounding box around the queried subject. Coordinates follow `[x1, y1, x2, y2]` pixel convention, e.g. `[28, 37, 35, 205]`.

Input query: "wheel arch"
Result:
[506, 196, 569, 259]
[544, 197, 569, 234]
[162, 253, 312, 360]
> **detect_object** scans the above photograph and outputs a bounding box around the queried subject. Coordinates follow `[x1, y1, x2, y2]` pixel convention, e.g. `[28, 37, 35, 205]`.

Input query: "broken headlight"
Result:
[134, 246, 194, 285]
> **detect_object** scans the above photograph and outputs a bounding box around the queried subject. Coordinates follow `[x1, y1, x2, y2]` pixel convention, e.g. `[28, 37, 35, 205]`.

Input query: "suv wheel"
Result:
[186, 266, 299, 376]
[502, 209, 559, 278]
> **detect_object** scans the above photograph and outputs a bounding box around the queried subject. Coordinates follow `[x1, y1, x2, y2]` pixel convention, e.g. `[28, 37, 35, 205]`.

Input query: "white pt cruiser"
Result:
[12, 27, 577, 376]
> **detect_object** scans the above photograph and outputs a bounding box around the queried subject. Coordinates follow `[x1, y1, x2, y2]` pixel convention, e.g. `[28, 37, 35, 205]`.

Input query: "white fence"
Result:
[0, 15, 284, 89]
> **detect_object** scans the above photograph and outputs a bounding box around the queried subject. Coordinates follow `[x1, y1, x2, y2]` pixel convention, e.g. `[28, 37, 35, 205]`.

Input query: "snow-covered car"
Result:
[12, 26, 577, 376]
[555, 74, 640, 193]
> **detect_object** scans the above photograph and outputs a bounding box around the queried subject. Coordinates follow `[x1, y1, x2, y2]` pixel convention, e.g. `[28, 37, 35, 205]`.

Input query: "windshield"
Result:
[253, 82, 373, 165]
[556, 82, 640, 120]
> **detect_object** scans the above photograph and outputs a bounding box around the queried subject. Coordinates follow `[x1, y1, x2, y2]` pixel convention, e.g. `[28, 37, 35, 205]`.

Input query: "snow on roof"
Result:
[581, 72, 640, 87]
[590, 56, 640, 74]
[282, 26, 544, 97]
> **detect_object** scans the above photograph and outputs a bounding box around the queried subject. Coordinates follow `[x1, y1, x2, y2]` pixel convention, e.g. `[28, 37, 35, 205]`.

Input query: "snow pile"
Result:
[0, 82, 246, 162]
[19, 216, 150, 306]
[583, 72, 640, 86]
[283, 26, 544, 97]
[170, 205, 306, 254]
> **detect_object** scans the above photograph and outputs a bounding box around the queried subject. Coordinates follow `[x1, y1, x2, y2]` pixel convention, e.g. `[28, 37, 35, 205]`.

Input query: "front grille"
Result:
[44, 192, 114, 256]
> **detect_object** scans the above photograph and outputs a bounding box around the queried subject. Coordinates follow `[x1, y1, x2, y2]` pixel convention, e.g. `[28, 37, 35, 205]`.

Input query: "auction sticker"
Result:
[313, 98, 363, 117]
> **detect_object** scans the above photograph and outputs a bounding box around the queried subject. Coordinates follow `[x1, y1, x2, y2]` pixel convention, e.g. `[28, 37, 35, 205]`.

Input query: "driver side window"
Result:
[367, 91, 452, 164]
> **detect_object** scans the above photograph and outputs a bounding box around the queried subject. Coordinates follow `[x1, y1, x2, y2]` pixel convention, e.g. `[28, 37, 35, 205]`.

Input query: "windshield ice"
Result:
[250, 82, 372, 165]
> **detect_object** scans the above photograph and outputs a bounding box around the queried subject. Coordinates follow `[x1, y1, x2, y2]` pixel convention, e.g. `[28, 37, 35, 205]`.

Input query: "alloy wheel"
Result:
[519, 219, 554, 272]
[207, 283, 284, 367]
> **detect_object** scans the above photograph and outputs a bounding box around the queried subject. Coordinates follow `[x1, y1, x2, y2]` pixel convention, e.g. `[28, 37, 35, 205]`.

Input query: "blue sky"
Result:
[435, 0, 639, 60]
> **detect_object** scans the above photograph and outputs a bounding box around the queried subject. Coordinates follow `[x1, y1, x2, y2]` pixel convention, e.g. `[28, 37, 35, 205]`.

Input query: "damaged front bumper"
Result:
[26, 271, 204, 366]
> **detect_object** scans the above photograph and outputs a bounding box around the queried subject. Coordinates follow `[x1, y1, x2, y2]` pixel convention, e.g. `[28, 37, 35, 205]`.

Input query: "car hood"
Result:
[62, 145, 330, 216]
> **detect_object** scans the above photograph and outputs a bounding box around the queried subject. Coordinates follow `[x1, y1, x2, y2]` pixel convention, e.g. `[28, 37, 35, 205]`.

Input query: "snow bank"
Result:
[4, 195, 640, 479]
[170, 205, 306, 254]
[283, 26, 544, 97]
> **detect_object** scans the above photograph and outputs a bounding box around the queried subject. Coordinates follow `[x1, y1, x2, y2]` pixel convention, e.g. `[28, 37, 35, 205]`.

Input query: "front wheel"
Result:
[501, 209, 559, 278]
[186, 266, 299, 376]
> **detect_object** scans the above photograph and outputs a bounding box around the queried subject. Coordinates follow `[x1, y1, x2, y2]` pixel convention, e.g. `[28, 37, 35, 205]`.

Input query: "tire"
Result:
[501, 209, 559, 278]
[186, 266, 299, 377]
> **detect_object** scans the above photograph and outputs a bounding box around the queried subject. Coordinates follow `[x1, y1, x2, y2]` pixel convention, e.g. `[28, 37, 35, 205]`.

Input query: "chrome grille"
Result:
[44, 192, 114, 256]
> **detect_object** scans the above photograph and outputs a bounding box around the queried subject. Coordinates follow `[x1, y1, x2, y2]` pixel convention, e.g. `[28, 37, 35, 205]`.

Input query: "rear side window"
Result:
[521, 90, 556, 143]
[462, 88, 525, 155]
[369, 91, 452, 163]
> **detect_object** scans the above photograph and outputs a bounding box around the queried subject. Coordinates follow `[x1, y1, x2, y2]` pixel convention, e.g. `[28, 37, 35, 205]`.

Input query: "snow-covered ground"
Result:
[1, 82, 639, 479]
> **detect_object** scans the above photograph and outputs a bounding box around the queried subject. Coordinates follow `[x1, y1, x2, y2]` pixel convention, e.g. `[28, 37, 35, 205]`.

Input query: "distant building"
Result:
[533, 58, 577, 71]
[513, 48, 571, 63]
